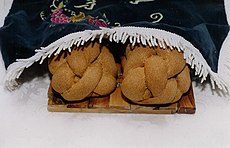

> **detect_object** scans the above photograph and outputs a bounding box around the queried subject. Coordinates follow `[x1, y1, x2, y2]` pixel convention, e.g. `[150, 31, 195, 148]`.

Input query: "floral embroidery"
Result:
[69, 12, 92, 23]
[42, 0, 90, 24]
[88, 17, 108, 27]
[41, 0, 109, 27]
[51, 8, 70, 24]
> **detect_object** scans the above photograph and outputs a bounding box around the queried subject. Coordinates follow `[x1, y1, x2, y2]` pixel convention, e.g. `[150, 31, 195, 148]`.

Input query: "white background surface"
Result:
[0, 1, 230, 148]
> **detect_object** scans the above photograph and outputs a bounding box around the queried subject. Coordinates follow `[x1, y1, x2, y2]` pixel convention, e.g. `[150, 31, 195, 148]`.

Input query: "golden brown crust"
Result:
[121, 44, 191, 105]
[67, 48, 89, 77]
[93, 74, 117, 96]
[123, 44, 155, 77]
[48, 52, 67, 75]
[61, 64, 103, 101]
[48, 42, 117, 101]
[51, 63, 75, 94]
[49, 41, 190, 105]
[137, 79, 178, 105]
[121, 67, 146, 102]
[144, 55, 168, 96]
[96, 48, 118, 77]
[155, 48, 186, 78]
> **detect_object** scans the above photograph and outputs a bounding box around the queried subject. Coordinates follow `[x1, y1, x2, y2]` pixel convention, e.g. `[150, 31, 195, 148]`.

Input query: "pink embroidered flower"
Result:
[88, 18, 108, 27]
[51, 9, 70, 24]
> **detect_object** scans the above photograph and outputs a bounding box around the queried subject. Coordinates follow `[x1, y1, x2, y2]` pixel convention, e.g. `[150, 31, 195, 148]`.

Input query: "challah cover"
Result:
[0, 0, 229, 91]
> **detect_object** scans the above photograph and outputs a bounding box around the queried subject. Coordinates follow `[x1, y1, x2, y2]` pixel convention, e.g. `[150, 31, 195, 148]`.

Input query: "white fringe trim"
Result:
[4, 26, 230, 92]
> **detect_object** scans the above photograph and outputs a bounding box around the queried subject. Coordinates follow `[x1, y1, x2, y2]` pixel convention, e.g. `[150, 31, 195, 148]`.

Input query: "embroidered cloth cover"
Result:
[0, 0, 229, 90]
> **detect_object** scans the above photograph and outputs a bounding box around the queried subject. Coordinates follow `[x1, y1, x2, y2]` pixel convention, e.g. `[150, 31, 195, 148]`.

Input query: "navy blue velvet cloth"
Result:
[0, 0, 229, 72]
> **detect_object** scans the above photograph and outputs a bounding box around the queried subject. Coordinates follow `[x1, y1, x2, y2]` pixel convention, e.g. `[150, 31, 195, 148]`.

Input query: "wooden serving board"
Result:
[47, 84, 195, 114]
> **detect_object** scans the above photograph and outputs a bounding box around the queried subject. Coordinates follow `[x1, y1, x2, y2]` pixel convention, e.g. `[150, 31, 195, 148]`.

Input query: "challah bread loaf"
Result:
[121, 44, 191, 105]
[48, 42, 118, 101]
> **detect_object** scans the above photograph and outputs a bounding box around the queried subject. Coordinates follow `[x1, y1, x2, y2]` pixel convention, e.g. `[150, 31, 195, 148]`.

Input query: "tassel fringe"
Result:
[4, 26, 230, 92]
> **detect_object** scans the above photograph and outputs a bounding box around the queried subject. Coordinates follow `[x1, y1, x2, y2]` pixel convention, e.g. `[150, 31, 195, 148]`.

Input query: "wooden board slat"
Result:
[47, 84, 196, 114]
[67, 100, 89, 108]
[130, 105, 160, 114]
[109, 88, 130, 110]
[159, 103, 178, 113]
[89, 97, 110, 108]
[177, 85, 196, 114]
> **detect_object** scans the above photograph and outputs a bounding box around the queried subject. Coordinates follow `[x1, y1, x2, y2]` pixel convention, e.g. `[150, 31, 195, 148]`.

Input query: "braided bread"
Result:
[121, 44, 191, 105]
[48, 42, 118, 101]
